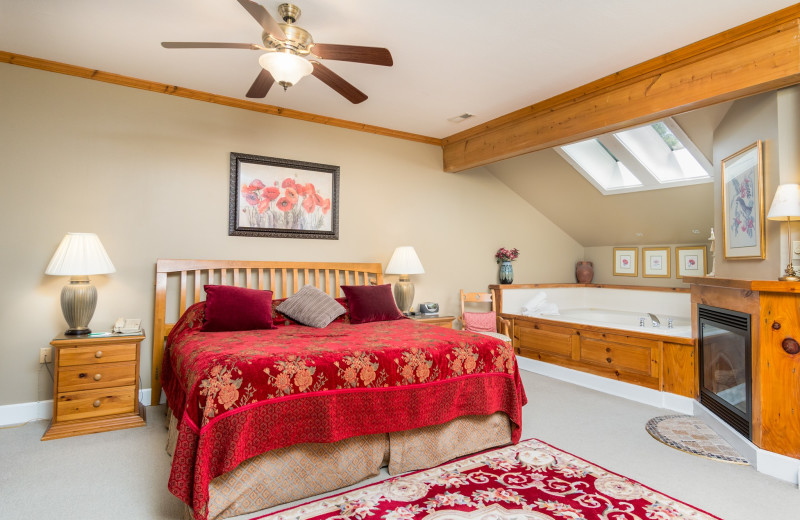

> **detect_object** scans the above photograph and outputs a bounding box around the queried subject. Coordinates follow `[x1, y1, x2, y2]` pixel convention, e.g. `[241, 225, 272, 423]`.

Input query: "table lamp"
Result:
[385, 246, 424, 314]
[45, 233, 116, 334]
[766, 184, 800, 282]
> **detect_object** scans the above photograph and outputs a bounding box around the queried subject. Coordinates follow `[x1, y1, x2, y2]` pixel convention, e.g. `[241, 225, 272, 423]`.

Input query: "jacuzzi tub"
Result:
[492, 283, 696, 397]
[496, 285, 692, 339]
[553, 308, 691, 338]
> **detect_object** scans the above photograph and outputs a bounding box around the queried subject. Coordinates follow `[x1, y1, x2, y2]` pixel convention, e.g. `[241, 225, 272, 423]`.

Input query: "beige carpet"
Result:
[1, 371, 799, 520]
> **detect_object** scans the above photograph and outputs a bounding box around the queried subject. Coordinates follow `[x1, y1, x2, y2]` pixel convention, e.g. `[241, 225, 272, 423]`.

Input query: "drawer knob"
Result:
[93, 373, 102, 381]
[92, 399, 101, 408]
[606, 357, 612, 363]
[94, 351, 103, 359]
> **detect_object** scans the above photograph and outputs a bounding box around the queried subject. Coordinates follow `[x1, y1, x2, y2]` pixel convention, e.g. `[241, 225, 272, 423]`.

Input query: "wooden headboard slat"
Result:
[151, 259, 384, 405]
[193, 270, 201, 302]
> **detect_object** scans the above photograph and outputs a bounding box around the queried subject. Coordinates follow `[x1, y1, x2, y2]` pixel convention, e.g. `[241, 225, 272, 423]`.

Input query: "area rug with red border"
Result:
[256, 438, 722, 520]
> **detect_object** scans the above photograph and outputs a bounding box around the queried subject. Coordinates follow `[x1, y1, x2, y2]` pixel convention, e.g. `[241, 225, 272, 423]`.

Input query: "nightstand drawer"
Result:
[58, 362, 136, 392]
[59, 343, 137, 367]
[56, 386, 136, 421]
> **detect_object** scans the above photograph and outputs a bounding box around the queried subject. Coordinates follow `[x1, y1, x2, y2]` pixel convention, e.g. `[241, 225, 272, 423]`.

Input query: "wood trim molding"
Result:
[0, 50, 442, 147]
[442, 4, 800, 172]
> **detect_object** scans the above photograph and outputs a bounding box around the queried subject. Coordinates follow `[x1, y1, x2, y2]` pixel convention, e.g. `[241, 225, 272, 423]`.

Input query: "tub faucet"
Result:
[648, 313, 661, 327]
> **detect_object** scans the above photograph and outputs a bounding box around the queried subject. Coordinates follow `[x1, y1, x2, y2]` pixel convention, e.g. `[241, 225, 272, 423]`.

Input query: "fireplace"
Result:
[698, 304, 752, 440]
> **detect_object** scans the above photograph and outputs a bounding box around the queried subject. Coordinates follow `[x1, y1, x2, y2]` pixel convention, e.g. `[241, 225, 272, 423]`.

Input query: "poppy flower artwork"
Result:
[229, 153, 339, 240]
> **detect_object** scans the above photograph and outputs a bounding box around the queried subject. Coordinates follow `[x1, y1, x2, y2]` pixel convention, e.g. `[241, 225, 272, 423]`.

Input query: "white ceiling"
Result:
[1, 0, 797, 139]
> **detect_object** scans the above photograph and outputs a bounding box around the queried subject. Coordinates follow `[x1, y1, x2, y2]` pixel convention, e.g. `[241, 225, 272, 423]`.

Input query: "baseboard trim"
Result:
[694, 401, 800, 486]
[0, 388, 155, 427]
[516, 356, 799, 487]
[515, 357, 694, 414]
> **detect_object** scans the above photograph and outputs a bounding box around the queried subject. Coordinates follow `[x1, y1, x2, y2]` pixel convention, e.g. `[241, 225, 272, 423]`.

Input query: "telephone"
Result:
[113, 318, 142, 334]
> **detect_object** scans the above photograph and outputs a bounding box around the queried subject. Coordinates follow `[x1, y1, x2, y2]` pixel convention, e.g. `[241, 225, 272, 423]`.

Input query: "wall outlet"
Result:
[793, 241, 800, 259]
[39, 347, 52, 364]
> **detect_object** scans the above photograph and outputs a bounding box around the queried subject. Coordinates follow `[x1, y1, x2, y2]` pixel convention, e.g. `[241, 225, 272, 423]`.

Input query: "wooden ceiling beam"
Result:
[442, 4, 800, 173]
[0, 51, 442, 147]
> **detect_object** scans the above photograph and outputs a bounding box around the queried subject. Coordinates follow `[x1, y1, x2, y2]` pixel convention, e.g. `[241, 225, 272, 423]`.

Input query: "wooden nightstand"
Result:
[42, 333, 147, 441]
[408, 315, 455, 329]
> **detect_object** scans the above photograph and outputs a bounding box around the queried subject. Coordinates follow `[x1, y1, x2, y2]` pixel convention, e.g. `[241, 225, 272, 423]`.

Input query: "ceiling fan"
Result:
[161, 0, 393, 104]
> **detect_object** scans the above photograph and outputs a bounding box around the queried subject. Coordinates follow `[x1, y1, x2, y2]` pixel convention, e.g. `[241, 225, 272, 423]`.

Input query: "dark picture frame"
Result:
[229, 152, 339, 240]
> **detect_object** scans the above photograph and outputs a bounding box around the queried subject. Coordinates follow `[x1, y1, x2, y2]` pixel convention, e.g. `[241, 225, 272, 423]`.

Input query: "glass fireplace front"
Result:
[698, 304, 752, 440]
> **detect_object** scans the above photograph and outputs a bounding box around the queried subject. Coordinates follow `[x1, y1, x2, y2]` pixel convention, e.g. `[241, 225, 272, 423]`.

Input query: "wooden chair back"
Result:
[459, 290, 496, 320]
[151, 259, 383, 405]
[459, 289, 511, 339]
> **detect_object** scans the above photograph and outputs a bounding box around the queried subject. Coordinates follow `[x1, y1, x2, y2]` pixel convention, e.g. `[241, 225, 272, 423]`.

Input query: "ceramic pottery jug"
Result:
[575, 261, 594, 283]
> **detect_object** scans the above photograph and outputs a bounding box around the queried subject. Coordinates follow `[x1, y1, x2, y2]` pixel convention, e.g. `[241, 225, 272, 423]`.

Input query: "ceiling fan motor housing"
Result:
[262, 23, 313, 55]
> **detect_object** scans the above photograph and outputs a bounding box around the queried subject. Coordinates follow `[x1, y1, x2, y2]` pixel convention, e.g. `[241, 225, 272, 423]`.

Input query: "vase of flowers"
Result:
[495, 247, 519, 284]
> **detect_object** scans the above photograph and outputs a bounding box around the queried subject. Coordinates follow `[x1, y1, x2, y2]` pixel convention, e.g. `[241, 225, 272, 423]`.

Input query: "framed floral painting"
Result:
[229, 152, 339, 239]
[613, 247, 638, 276]
[721, 141, 765, 259]
[676, 246, 707, 277]
[642, 247, 670, 278]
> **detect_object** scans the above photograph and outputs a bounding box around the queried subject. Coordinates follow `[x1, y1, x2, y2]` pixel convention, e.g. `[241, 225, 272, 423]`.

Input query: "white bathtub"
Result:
[553, 308, 691, 338]
[498, 285, 692, 339]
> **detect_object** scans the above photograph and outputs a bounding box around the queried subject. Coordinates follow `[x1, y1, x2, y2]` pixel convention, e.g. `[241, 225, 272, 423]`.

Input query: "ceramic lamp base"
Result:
[393, 275, 415, 314]
[61, 276, 96, 335]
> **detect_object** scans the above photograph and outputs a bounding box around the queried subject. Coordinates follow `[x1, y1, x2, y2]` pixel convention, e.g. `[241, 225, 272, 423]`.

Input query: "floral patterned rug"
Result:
[255, 438, 722, 520]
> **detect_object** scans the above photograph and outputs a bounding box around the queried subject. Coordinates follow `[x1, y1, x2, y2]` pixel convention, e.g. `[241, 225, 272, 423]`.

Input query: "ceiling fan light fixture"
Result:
[258, 52, 312, 90]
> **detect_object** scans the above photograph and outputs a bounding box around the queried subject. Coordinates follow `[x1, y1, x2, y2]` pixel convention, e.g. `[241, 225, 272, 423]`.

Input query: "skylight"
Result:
[556, 118, 712, 195]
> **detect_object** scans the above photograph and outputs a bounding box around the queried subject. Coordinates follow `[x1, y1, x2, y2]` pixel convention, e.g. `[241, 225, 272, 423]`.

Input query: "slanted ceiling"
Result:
[484, 103, 734, 247]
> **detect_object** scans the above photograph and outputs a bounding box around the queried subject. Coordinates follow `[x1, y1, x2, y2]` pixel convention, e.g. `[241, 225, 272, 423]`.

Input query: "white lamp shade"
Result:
[767, 184, 800, 221]
[258, 52, 313, 86]
[385, 246, 425, 275]
[45, 233, 116, 276]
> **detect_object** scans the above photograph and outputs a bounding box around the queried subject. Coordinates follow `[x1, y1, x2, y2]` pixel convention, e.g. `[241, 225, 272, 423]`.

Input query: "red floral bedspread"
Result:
[162, 303, 527, 520]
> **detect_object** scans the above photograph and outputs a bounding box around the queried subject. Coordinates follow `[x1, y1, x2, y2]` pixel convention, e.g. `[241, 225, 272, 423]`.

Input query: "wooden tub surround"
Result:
[490, 284, 697, 399]
[685, 277, 800, 460]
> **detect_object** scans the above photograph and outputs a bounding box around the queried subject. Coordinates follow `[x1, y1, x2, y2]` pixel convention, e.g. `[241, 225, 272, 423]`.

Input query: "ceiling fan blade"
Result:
[246, 69, 275, 98]
[311, 62, 367, 104]
[161, 42, 260, 50]
[236, 0, 286, 40]
[311, 44, 393, 66]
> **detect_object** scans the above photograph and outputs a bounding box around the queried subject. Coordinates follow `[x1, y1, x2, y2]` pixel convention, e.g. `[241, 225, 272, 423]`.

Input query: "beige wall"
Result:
[713, 91, 781, 280]
[0, 64, 583, 407]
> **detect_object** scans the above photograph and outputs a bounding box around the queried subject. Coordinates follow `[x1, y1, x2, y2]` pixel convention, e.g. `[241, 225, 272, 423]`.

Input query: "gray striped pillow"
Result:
[275, 285, 346, 328]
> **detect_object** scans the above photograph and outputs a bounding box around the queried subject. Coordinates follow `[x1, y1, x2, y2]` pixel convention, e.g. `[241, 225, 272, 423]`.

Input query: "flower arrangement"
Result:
[240, 176, 331, 231]
[495, 247, 520, 264]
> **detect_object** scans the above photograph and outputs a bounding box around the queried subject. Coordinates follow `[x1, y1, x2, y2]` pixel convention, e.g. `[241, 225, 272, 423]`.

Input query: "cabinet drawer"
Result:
[59, 343, 137, 367]
[58, 362, 136, 392]
[56, 386, 135, 421]
[580, 337, 652, 375]
[517, 325, 574, 358]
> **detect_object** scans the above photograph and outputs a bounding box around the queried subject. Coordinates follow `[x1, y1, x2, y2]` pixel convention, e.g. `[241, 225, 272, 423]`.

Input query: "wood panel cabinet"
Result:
[510, 315, 695, 396]
[42, 334, 146, 441]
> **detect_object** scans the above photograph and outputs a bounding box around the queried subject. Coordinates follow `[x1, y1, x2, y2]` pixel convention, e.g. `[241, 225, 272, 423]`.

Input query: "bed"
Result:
[151, 259, 527, 520]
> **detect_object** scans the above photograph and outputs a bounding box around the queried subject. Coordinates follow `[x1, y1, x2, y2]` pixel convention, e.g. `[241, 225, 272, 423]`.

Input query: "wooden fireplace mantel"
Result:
[686, 276, 800, 459]
[684, 276, 800, 294]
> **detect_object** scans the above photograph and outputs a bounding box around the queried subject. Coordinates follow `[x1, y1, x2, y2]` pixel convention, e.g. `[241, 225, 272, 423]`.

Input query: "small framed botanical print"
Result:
[613, 247, 638, 276]
[676, 246, 707, 277]
[643, 247, 670, 278]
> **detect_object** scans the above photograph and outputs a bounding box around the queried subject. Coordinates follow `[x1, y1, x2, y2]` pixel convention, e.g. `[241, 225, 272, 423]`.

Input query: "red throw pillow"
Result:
[201, 285, 276, 332]
[463, 311, 497, 333]
[341, 284, 404, 324]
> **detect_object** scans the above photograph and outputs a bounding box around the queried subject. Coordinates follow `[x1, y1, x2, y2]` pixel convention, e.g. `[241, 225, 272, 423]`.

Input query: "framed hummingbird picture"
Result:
[721, 141, 765, 259]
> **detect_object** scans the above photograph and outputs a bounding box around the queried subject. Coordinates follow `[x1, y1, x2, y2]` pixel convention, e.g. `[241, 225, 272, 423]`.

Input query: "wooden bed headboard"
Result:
[151, 259, 384, 405]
